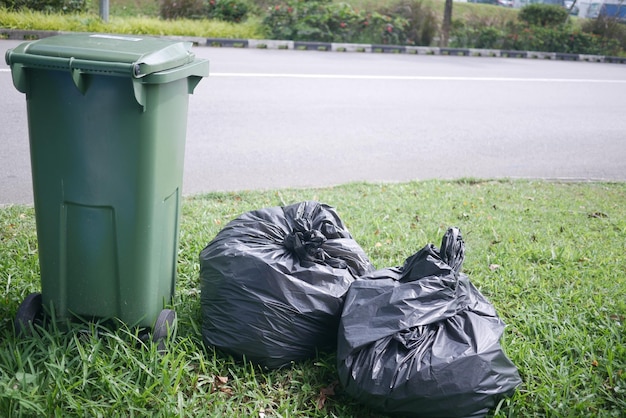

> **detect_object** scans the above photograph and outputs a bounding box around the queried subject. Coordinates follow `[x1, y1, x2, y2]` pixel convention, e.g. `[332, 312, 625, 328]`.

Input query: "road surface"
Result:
[1, 40, 625, 205]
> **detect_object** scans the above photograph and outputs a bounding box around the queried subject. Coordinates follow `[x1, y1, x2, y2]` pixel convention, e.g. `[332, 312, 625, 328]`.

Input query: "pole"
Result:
[440, 0, 453, 48]
[100, 0, 109, 22]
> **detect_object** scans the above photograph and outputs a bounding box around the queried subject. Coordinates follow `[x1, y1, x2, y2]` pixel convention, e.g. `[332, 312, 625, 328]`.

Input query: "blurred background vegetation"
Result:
[1, 0, 625, 55]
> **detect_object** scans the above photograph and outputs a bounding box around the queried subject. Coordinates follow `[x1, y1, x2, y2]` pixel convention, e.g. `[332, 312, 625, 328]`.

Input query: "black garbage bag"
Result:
[337, 228, 522, 418]
[200, 201, 375, 369]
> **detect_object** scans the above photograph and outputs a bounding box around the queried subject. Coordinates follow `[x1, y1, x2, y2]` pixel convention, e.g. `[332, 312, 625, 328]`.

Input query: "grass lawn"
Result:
[1, 179, 625, 416]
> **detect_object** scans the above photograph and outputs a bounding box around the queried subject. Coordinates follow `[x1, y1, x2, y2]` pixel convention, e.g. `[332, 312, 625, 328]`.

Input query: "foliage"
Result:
[282, 0, 334, 42]
[263, 0, 358, 43]
[1, 180, 626, 416]
[159, 0, 249, 22]
[511, 3, 623, 55]
[356, 10, 410, 45]
[85, 0, 160, 17]
[159, 0, 205, 20]
[451, 23, 506, 49]
[582, 14, 626, 54]
[505, 24, 621, 55]
[207, 0, 249, 22]
[262, 0, 436, 45]
[450, 3, 622, 56]
[1, 0, 625, 55]
[260, 2, 295, 40]
[380, 0, 437, 46]
[517, 3, 568, 28]
[448, 9, 516, 49]
[0, 0, 86, 13]
[451, 21, 621, 55]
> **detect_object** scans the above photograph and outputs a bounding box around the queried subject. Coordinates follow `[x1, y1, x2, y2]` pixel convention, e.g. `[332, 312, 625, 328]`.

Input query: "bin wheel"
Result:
[152, 309, 177, 353]
[14, 292, 44, 337]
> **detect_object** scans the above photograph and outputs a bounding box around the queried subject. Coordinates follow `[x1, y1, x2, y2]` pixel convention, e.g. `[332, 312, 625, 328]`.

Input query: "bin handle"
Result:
[188, 75, 203, 94]
[9, 63, 27, 93]
[69, 57, 88, 95]
[5, 50, 27, 93]
[132, 81, 148, 112]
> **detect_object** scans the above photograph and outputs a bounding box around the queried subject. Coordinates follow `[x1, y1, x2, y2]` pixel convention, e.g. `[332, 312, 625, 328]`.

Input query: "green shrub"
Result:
[263, 0, 350, 42]
[262, 3, 297, 40]
[0, 0, 87, 13]
[325, 2, 361, 43]
[159, 0, 205, 20]
[518, 3, 568, 28]
[449, 11, 516, 50]
[582, 14, 626, 55]
[263, 0, 335, 42]
[502, 24, 620, 55]
[380, 0, 437, 46]
[449, 10, 621, 56]
[354, 11, 409, 45]
[451, 24, 506, 49]
[290, 0, 333, 42]
[207, 0, 249, 22]
[262, 0, 435, 45]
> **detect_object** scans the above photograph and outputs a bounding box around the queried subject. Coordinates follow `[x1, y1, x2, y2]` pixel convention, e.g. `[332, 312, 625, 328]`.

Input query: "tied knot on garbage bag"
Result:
[283, 217, 347, 269]
[337, 227, 522, 418]
[200, 201, 374, 369]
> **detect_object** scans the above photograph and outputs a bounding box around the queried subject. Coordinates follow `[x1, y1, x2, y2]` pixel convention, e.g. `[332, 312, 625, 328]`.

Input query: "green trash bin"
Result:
[6, 33, 209, 336]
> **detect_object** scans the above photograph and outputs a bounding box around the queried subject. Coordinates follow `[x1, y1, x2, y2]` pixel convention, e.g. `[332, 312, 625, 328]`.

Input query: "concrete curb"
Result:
[2, 28, 625, 65]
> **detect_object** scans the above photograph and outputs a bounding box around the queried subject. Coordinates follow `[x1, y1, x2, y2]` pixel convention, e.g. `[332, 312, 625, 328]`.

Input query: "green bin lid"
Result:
[5, 33, 198, 78]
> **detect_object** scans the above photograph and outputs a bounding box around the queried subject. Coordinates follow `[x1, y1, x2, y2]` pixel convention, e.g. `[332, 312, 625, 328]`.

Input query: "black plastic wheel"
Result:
[14, 292, 44, 337]
[152, 309, 176, 353]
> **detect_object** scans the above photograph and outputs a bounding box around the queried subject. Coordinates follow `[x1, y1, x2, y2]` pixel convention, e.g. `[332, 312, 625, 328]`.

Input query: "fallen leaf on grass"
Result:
[212, 375, 232, 394]
[316, 380, 339, 409]
[588, 211, 608, 219]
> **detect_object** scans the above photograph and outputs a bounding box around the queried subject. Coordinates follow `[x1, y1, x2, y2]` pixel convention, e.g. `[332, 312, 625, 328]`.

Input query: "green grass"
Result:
[1, 180, 625, 416]
[0, 7, 265, 38]
[86, 0, 162, 17]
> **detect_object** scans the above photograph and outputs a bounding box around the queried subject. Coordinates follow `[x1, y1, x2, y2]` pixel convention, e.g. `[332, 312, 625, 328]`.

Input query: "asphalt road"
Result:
[1, 39, 625, 205]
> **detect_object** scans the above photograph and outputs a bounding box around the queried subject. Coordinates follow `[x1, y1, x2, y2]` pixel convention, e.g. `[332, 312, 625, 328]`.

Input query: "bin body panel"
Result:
[24, 67, 190, 327]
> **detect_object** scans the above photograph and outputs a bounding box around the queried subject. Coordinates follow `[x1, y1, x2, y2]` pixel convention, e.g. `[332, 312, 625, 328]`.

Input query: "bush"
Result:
[502, 24, 620, 55]
[449, 11, 517, 50]
[325, 2, 361, 43]
[263, 0, 361, 43]
[518, 3, 568, 28]
[290, 0, 334, 42]
[207, 0, 249, 23]
[451, 25, 506, 49]
[263, 0, 335, 42]
[262, 3, 297, 40]
[356, 12, 410, 45]
[262, 0, 435, 45]
[160, 0, 205, 19]
[380, 0, 437, 46]
[0, 0, 86, 13]
[582, 14, 626, 55]
[448, 9, 621, 56]
[499, 4, 622, 55]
